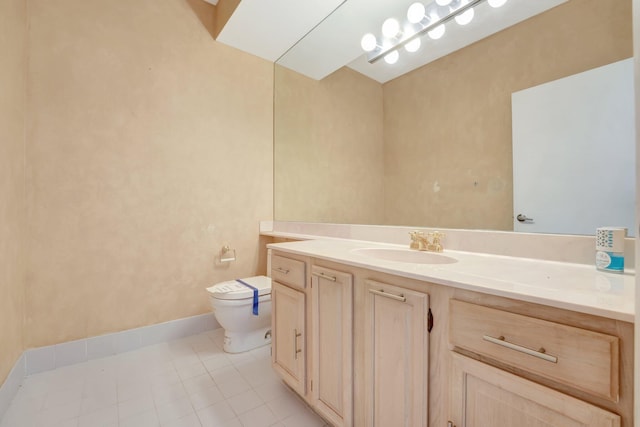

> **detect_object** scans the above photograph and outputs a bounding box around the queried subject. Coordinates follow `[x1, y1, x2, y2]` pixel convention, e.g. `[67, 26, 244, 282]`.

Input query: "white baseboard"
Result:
[0, 312, 219, 420]
[0, 353, 24, 420]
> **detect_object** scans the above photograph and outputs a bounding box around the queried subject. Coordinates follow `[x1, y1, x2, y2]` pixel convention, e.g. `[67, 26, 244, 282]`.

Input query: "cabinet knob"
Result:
[447, 422, 456, 427]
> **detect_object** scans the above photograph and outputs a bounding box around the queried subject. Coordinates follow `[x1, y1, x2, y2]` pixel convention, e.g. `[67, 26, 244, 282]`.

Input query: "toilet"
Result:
[206, 275, 272, 353]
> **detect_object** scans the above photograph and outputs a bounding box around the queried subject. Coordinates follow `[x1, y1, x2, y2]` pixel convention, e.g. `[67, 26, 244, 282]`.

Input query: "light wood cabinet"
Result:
[449, 353, 620, 427]
[271, 254, 306, 289]
[311, 266, 353, 427]
[271, 280, 306, 395]
[449, 299, 620, 401]
[268, 249, 632, 427]
[448, 299, 629, 427]
[363, 279, 429, 427]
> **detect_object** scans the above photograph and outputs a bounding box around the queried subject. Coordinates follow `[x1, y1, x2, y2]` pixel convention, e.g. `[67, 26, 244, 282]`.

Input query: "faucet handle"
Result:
[409, 230, 425, 240]
[431, 231, 445, 240]
[429, 231, 445, 252]
[409, 231, 422, 249]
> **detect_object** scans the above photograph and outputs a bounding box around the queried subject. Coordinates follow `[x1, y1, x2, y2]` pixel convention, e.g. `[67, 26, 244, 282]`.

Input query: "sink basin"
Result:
[351, 248, 458, 264]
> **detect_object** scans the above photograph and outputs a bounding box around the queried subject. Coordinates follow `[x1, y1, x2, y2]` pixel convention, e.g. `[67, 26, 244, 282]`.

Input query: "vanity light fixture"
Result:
[361, 0, 508, 64]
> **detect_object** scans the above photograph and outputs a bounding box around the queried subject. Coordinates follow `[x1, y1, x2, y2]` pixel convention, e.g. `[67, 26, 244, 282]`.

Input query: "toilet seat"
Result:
[205, 275, 272, 353]
[206, 276, 271, 301]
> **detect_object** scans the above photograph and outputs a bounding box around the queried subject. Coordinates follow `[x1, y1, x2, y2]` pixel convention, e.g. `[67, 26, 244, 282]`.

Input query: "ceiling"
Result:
[216, 0, 568, 83]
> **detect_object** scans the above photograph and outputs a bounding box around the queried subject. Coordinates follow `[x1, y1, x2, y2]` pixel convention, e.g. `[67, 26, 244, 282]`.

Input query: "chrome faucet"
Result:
[409, 230, 445, 252]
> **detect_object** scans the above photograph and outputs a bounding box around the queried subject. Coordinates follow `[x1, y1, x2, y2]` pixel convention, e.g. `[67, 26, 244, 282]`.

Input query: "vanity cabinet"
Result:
[271, 254, 307, 396]
[448, 299, 623, 427]
[449, 300, 620, 401]
[449, 353, 620, 427]
[271, 253, 355, 426]
[268, 247, 633, 427]
[311, 266, 353, 427]
[363, 279, 429, 427]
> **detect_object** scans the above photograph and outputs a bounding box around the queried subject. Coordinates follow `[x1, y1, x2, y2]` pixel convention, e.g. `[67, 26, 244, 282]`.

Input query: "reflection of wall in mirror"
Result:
[275, 0, 633, 233]
[275, 66, 385, 224]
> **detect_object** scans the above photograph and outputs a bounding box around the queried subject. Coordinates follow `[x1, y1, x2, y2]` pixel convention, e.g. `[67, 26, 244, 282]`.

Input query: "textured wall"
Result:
[275, 66, 385, 224]
[0, 0, 26, 382]
[25, 0, 273, 348]
[383, 0, 632, 230]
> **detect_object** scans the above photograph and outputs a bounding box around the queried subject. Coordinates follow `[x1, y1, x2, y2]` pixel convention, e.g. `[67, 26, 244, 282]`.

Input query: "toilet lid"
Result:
[206, 275, 271, 300]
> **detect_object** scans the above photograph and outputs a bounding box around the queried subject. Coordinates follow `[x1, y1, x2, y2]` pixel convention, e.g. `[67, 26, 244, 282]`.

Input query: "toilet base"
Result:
[223, 326, 272, 353]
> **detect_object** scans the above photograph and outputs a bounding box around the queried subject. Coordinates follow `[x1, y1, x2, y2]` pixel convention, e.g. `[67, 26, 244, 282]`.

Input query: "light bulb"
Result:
[435, 0, 452, 5]
[428, 24, 445, 39]
[382, 18, 401, 39]
[488, 0, 507, 7]
[407, 2, 426, 24]
[361, 33, 377, 52]
[455, 1, 474, 26]
[404, 38, 421, 53]
[455, 8, 474, 25]
[384, 50, 399, 64]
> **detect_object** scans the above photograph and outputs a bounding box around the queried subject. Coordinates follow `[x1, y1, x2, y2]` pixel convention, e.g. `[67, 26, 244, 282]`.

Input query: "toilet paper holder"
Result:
[220, 244, 236, 263]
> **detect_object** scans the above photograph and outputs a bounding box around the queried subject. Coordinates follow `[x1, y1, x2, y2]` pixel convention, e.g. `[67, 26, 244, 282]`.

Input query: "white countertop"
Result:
[267, 239, 635, 323]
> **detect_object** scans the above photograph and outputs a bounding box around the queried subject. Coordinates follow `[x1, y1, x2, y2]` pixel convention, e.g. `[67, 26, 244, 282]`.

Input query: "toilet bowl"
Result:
[206, 275, 272, 353]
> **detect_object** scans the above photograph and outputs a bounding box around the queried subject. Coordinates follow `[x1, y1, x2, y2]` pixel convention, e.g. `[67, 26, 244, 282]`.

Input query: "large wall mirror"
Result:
[274, 0, 634, 235]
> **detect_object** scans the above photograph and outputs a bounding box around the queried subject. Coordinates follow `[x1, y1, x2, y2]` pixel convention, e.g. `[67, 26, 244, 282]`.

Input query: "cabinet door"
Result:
[271, 281, 306, 395]
[364, 280, 429, 427]
[449, 353, 621, 427]
[311, 266, 353, 427]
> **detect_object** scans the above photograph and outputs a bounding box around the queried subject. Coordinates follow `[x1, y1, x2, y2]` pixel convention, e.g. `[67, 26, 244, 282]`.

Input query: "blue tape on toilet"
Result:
[236, 279, 259, 315]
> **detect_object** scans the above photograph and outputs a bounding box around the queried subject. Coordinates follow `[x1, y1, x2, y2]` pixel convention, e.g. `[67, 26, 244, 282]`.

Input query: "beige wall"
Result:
[383, 0, 632, 230]
[0, 0, 26, 383]
[274, 66, 385, 224]
[25, 0, 273, 348]
[214, 0, 241, 38]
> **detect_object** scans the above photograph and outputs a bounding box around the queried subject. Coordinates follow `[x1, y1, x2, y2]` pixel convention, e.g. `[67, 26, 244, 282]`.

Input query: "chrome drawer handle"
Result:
[311, 271, 337, 282]
[368, 288, 406, 302]
[483, 335, 558, 363]
[275, 267, 290, 274]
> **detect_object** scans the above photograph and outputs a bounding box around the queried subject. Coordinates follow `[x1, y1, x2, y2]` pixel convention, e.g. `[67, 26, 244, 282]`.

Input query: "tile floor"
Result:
[0, 329, 329, 427]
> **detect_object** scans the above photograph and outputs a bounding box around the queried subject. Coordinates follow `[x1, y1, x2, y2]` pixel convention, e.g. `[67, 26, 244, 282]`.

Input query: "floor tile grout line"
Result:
[1, 331, 327, 427]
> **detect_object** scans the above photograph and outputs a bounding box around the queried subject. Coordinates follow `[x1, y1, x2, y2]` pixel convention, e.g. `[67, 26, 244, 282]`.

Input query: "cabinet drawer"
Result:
[450, 353, 621, 427]
[271, 254, 306, 290]
[449, 300, 619, 401]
